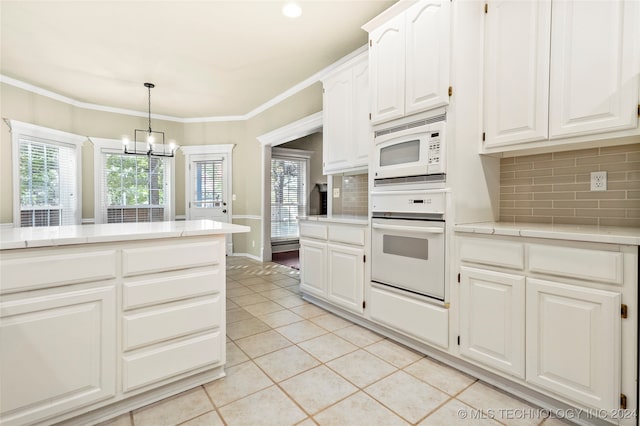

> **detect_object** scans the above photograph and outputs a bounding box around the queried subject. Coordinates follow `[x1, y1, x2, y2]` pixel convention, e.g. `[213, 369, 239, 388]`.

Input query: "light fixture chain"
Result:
[148, 84, 152, 133]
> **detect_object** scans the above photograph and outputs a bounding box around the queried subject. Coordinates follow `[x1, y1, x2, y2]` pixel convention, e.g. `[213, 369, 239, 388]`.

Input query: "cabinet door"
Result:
[405, 0, 451, 115]
[483, 0, 550, 147]
[369, 13, 405, 124]
[327, 244, 364, 314]
[299, 238, 327, 298]
[323, 68, 353, 174]
[526, 278, 621, 410]
[0, 286, 116, 426]
[351, 59, 371, 169]
[460, 267, 525, 378]
[549, 0, 639, 138]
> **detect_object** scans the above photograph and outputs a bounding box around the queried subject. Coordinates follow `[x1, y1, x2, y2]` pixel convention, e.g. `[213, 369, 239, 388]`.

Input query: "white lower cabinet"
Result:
[0, 286, 116, 426]
[526, 278, 621, 411]
[459, 267, 525, 378]
[299, 220, 367, 315]
[456, 235, 636, 417]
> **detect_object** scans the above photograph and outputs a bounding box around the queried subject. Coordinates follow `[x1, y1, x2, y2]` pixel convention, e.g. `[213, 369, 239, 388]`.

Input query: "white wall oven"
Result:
[371, 190, 446, 301]
[373, 114, 446, 190]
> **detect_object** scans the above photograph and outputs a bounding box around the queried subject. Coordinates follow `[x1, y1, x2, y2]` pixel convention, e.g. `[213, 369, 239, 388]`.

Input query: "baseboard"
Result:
[230, 252, 262, 262]
[0, 223, 14, 228]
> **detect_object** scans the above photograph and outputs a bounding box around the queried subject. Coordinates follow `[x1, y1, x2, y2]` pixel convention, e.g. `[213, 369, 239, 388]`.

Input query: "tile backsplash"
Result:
[332, 174, 368, 216]
[500, 144, 640, 227]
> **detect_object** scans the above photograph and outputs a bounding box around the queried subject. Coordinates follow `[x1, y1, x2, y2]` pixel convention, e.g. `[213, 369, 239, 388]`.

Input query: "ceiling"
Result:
[0, 0, 396, 119]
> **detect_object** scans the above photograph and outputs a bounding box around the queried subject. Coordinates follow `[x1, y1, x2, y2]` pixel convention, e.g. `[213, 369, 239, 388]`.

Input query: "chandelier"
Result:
[122, 82, 176, 157]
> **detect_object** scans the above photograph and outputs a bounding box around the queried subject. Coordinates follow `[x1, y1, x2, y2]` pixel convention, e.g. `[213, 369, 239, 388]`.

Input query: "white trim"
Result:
[0, 223, 14, 229]
[271, 147, 314, 159]
[91, 137, 176, 224]
[361, 0, 418, 32]
[0, 45, 366, 123]
[230, 252, 263, 262]
[82, 218, 95, 224]
[179, 144, 235, 155]
[257, 112, 323, 146]
[8, 120, 85, 227]
[232, 215, 262, 221]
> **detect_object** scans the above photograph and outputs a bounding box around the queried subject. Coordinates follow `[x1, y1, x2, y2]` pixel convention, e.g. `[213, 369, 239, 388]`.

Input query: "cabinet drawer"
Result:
[122, 240, 222, 277]
[123, 267, 223, 310]
[459, 238, 524, 270]
[328, 225, 366, 246]
[122, 331, 223, 392]
[0, 249, 117, 294]
[370, 285, 448, 349]
[299, 222, 328, 240]
[122, 296, 222, 351]
[528, 244, 623, 285]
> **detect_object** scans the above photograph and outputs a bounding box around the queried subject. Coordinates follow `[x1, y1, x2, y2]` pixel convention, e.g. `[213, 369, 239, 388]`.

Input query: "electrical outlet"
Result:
[232, 194, 237, 201]
[252, 240, 255, 248]
[333, 188, 340, 198]
[590, 171, 607, 191]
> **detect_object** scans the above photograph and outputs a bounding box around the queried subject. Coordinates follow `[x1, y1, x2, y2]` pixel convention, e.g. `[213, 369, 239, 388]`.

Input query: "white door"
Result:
[352, 57, 371, 169]
[549, 0, 639, 139]
[299, 239, 327, 298]
[323, 67, 353, 174]
[188, 155, 229, 223]
[526, 278, 621, 410]
[0, 286, 116, 426]
[459, 266, 525, 378]
[405, 0, 451, 115]
[483, 0, 550, 147]
[369, 12, 406, 124]
[327, 243, 364, 314]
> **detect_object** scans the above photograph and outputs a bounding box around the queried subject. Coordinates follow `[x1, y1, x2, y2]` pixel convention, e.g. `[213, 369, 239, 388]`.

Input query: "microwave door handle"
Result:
[372, 223, 444, 234]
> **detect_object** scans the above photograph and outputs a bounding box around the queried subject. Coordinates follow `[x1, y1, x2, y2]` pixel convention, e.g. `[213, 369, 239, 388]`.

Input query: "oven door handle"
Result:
[372, 223, 444, 234]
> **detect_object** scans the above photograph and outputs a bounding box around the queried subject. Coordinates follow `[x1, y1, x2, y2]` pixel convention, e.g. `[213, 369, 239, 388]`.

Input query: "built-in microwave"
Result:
[373, 114, 445, 189]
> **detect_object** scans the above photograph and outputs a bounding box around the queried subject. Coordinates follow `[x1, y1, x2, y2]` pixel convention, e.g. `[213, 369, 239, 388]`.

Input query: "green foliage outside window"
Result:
[105, 154, 164, 206]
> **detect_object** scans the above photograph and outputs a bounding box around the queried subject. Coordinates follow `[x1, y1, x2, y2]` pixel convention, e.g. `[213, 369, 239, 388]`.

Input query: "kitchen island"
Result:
[0, 220, 249, 426]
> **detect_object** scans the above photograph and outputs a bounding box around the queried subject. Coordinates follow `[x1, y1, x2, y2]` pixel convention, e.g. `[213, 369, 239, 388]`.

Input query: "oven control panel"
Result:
[371, 190, 445, 215]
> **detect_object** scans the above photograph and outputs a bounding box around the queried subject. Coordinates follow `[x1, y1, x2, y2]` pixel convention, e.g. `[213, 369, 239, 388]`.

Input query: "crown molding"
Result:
[257, 111, 323, 147]
[0, 44, 367, 124]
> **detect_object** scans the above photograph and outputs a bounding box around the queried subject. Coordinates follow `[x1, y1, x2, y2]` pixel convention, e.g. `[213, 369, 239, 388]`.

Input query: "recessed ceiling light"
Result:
[282, 2, 302, 18]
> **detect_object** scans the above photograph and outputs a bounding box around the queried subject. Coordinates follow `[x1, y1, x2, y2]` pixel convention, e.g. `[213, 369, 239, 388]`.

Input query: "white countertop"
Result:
[0, 220, 250, 250]
[454, 222, 640, 245]
[299, 215, 369, 226]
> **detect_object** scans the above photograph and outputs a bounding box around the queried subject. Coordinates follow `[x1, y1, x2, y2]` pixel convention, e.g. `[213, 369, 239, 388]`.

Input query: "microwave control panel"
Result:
[428, 132, 442, 168]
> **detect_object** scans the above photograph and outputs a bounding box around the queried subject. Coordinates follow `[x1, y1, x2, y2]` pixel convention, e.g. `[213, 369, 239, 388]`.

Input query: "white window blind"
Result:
[100, 153, 168, 223]
[18, 138, 77, 227]
[271, 156, 306, 241]
[193, 159, 224, 207]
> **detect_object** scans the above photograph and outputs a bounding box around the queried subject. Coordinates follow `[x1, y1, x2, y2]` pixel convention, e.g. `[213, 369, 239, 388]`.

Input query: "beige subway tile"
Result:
[500, 171, 515, 181]
[628, 191, 640, 199]
[599, 217, 640, 227]
[575, 191, 627, 199]
[499, 215, 515, 223]
[627, 152, 640, 162]
[553, 200, 598, 208]
[500, 193, 533, 200]
[628, 171, 640, 181]
[606, 172, 628, 182]
[515, 215, 552, 224]
[533, 192, 576, 200]
[514, 184, 553, 193]
[500, 200, 515, 208]
[575, 174, 590, 183]
[500, 157, 516, 165]
[502, 162, 531, 172]
[575, 153, 626, 165]
[514, 200, 553, 208]
[534, 175, 575, 185]
[515, 153, 553, 163]
[600, 143, 640, 154]
[515, 168, 553, 178]
[576, 208, 626, 218]
[601, 162, 640, 173]
[500, 186, 515, 194]
[599, 200, 640, 209]
[553, 216, 598, 226]
[501, 178, 534, 186]
[512, 162, 535, 171]
[608, 180, 640, 190]
[552, 148, 599, 159]
[534, 159, 576, 169]
[533, 208, 575, 217]
[501, 208, 533, 216]
[627, 209, 640, 218]
[552, 183, 590, 192]
[552, 165, 598, 176]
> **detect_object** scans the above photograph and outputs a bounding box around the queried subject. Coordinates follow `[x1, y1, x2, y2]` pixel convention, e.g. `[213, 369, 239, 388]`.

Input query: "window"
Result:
[193, 159, 224, 208]
[10, 121, 84, 227]
[93, 138, 174, 224]
[271, 154, 308, 241]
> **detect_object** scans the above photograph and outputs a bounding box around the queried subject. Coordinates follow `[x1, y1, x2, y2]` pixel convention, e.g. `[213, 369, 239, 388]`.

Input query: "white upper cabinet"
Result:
[322, 53, 371, 174]
[483, 0, 551, 148]
[483, 0, 639, 151]
[549, 0, 639, 139]
[367, 0, 451, 125]
[405, 0, 451, 115]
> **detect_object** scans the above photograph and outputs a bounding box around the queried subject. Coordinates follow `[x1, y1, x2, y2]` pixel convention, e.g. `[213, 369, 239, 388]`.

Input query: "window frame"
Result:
[91, 137, 175, 224]
[9, 120, 85, 227]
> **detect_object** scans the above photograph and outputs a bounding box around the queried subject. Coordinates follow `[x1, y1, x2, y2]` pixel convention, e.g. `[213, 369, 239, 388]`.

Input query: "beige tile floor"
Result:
[101, 256, 572, 426]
